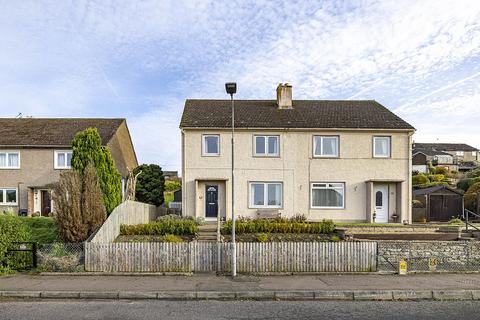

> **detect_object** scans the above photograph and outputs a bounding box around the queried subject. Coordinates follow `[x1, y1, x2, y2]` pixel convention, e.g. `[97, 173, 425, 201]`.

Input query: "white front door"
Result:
[374, 184, 389, 223]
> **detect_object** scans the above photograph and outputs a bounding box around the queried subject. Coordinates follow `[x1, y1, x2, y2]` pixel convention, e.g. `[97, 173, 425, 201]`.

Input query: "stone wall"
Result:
[377, 241, 480, 272]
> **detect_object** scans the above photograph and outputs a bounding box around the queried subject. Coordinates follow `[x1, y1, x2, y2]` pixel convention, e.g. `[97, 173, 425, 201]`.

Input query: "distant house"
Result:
[413, 143, 479, 172]
[163, 171, 179, 180]
[0, 118, 138, 216]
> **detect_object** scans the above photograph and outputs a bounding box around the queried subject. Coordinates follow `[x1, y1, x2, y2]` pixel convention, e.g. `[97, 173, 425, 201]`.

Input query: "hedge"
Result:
[221, 218, 335, 235]
[0, 213, 31, 273]
[120, 219, 198, 236]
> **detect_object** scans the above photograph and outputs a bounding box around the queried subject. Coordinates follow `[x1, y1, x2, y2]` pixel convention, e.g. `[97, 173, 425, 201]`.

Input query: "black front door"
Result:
[205, 185, 218, 218]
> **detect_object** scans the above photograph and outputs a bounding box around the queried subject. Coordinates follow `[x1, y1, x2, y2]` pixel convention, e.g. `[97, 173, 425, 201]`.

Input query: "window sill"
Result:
[0, 203, 18, 206]
[312, 155, 339, 159]
[310, 207, 345, 210]
[201, 154, 220, 157]
[0, 167, 20, 170]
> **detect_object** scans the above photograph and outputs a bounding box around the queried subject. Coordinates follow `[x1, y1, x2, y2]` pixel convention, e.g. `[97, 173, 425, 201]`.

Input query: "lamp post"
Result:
[225, 82, 237, 277]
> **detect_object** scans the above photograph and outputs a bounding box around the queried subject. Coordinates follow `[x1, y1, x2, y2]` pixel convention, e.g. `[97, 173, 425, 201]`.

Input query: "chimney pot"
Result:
[277, 83, 292, 109]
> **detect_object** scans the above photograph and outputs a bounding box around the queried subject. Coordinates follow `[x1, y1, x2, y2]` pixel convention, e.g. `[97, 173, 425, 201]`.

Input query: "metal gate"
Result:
[5, 242, 37, 270]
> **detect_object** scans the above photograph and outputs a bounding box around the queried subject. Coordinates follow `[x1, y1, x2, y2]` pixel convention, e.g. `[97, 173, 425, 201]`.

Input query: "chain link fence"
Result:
[377, 241, 480, 273]
[37, 243, 85, 272]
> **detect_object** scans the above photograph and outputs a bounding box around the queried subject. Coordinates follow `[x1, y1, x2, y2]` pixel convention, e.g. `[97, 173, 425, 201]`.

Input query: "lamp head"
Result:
[225, 82, 237, 95]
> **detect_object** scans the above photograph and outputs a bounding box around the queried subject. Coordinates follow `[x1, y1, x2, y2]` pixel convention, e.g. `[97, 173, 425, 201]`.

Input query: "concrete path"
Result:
[1, 273, 480, 301]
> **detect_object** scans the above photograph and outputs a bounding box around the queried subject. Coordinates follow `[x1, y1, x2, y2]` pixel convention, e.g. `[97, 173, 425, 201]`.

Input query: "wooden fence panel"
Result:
[85, 241, 377, 273]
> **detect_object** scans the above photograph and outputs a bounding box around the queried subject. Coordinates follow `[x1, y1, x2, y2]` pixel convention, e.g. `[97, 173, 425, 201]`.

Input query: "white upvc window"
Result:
[54, 150, 73, 169]
[311, 182, 345, 209]
[202, 135, 220, 156]
[472, 151, 477, 156]
[313, 136, 339, 157]
[254, 135, 279, 156]
[0, 188, 18, 205]
[249, 182, 282, 208]
[373, 136, 391, 158]
[0, 151, 20, 169]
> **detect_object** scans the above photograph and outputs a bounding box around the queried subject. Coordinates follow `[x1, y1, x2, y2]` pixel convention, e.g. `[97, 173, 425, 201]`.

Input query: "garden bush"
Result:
[0, 213, 31, 273]
[20, 217, 59, 243]
[163, 234, 183, 243]
[412, 174, 429, 185]
[222, 218, 335, 235]
[434, 167, 448, 175]
[120, 218, 198, 236]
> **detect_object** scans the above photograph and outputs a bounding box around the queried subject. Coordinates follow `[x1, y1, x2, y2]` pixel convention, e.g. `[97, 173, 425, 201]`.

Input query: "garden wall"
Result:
[89, 201, 157, 243]
[377, 241, 480, 272]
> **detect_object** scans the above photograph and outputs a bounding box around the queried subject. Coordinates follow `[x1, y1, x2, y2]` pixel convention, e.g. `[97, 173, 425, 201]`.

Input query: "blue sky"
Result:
[1, 0, 480, 171]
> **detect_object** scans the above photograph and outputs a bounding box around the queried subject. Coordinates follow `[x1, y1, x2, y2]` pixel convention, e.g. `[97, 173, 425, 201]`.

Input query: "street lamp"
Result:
[225, 82, 237, 277]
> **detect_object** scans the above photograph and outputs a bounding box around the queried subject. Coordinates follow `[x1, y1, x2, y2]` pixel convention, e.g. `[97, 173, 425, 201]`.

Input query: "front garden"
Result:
[116, 215, 340, 243]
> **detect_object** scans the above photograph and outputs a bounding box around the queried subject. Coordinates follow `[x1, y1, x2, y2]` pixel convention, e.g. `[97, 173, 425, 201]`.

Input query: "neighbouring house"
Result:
[0, 118, 138, 216]
[180, 84, 415, 223]
[168, 189, 182, 210]
[163, 170, 179, 180]
[412, 149, 454, 173]
[412, 185, 464, 222]
[413, 143, 479, 172]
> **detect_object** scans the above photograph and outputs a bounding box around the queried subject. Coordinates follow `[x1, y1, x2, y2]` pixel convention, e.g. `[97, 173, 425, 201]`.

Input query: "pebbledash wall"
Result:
[377, 241, 480, 272]
[182, 129, 413, 223]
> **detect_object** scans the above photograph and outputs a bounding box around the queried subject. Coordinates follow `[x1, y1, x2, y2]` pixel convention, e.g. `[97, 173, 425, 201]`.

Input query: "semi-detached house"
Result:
[180, 84, 415, 223]
[0, 118, 137, 216]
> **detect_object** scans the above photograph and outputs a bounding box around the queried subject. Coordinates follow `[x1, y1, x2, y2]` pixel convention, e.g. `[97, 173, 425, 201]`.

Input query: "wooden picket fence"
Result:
[85, 241, 377, 273]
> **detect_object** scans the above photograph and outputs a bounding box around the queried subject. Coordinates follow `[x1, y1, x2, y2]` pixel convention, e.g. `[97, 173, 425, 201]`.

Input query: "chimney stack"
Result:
[276, 83, 292, 109]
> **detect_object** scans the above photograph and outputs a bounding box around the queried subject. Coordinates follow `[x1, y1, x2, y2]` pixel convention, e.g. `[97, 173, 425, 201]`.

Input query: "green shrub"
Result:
[120, 219, 198, 236]
[448, 218, 463, 224]
[163, 234, 183, 243]
[412, 174, 429, 185]
[330, 235, 341, 242]
[256, 233, 269, 242]
[20, 217, 59, 243]
[457, 177, 480, 192]
[165, 180, 181, 192]
[0, 214, 31, 273]
[466, 168, 480, 179]
[434, 167, 448, 175]
[222, 219, 335, 235]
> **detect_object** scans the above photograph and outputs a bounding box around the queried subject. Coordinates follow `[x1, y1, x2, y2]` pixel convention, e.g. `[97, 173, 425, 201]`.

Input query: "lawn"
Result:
[20, 216, 59, 243]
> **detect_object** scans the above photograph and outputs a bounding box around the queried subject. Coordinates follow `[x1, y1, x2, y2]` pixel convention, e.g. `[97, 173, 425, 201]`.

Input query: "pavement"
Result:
[1, 273, 480, 301]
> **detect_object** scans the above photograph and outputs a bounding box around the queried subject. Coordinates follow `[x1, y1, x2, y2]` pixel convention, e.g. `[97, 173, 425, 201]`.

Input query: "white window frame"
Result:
[253, 135, 280, 157]
[313, 136, 339, 158]
[456, 151, 464, 156]
[202, 135, 220, 156]
[373, 136, 391, 158]
[311, 182, 345, 209]
[0, 151, 20, 169]
[249, 182, 283, 209]
[472, 151, 477, 156]
[0, 188, 18, 206]
[54, 150, 73, 169]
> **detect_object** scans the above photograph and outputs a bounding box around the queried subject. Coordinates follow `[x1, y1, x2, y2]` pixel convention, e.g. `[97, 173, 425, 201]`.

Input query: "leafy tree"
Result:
[133, 164, 165, 206]
[465, 182, 480, 212]
[165, 180, 182, 192]
[71, 128, 122, 213]
[52, 171, 86, 242]
[82, 163, 107, 235]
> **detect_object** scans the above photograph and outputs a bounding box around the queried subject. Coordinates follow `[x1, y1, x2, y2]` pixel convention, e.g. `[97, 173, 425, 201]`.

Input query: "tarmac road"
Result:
[0, 300, 479, 320]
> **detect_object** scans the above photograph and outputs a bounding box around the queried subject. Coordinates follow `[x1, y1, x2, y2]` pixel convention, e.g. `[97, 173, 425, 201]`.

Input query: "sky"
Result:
[1, 0, 480, 171]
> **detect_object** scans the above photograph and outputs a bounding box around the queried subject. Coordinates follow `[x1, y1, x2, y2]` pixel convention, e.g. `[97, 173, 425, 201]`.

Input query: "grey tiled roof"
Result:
[413, 143, 478, 152]
[0, 118, 124, 147]
[180, 99, 414, 130]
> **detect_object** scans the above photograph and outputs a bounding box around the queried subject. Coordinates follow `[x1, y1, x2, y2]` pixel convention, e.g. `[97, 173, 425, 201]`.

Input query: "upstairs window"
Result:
[373, 136, 391, 158]
[473, 151, 477, 157]
[313, 136, 339, 157]
[54, 151, 73, 169]
[203, 135, 220, 156]
[0, 188, 17, 205]
[0, 151, 20, 169]
[456, 151, 464, 156]
[254, 136, 279, 156]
